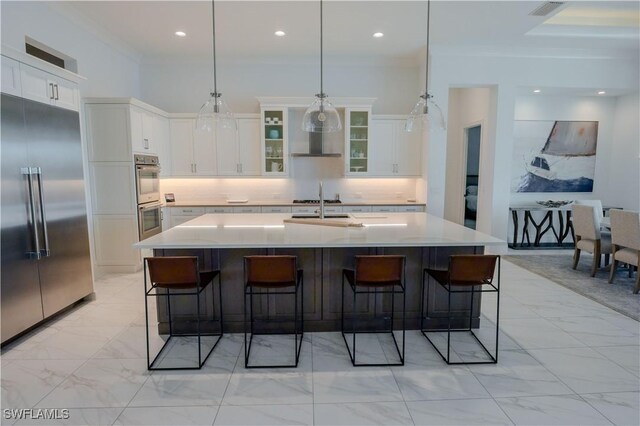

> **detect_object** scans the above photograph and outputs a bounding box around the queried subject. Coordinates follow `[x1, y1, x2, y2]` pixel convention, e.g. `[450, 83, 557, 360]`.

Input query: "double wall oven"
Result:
[135, 154, 162, 240]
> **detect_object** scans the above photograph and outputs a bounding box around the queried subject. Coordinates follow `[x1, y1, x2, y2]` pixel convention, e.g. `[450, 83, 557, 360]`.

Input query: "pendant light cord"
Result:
[320, 0, 324, 97]
[424, 0, 430, 97]
[211, 0, 218, 97]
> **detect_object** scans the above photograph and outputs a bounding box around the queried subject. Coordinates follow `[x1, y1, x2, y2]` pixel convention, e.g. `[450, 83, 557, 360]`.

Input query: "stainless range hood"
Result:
[291, 112, 342, 157]
[291, 132, 342, 157]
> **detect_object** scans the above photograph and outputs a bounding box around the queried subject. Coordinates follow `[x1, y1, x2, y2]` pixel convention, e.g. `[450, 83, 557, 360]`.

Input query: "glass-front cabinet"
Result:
[260, 108, 288, 176]
[345, 108, 370, 175]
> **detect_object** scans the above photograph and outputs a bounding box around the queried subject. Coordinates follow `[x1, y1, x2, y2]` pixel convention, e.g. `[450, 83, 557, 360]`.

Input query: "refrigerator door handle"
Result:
[32, 167, 51, 257]
[22, 167, 41, 260]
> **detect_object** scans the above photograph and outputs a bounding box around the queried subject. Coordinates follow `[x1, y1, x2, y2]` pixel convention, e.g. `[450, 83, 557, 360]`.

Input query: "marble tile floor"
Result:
[1, 261, 639, 426]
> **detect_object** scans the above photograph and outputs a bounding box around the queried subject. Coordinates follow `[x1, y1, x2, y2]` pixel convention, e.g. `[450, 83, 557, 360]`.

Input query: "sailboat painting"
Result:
[511, 120, 598, 192]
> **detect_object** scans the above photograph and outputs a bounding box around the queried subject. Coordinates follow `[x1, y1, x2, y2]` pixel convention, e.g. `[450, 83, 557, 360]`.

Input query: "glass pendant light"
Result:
[406, 0, 445, 132]
[196, 0, 237, 132]
[302, 0, 342, 133]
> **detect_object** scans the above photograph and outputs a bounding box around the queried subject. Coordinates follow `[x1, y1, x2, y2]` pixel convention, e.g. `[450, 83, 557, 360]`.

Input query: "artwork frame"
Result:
[511, 120, 598, 193]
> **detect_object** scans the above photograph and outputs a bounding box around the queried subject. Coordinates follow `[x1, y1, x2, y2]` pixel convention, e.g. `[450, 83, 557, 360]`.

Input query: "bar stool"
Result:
[341, 255, 406, 367]
[244, 255, 304, 368]
[422, 255, 500, 365]
[144, 256, 223, 370]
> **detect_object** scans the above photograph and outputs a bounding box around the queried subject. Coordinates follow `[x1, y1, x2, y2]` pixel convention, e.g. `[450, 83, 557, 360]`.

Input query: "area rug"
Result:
[504, 254, 640, 321]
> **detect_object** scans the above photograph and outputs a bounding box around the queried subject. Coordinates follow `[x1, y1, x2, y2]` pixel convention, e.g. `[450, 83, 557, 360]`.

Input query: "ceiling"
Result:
[57, 1, 640, 62]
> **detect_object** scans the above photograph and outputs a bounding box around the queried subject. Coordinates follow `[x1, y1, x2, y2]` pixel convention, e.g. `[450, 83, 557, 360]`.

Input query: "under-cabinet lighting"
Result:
[176, 225, 220, 228]
[597, 91, 606, 95]
[362, 223, 408, 227]
[533, 89, 541, 93]
[175, 31, 186, 37]
[373, 32, 384, 38]
[275, 30, 286, 37]
[223, 225, 285, 229]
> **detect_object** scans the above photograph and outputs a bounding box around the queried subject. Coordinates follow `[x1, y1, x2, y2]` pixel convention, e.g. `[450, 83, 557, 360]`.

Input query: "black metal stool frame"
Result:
[341, 263, 406, 367]
[421, 256, 500, 365]
[244, 266, 304, 369]
[144, 258, 224, 371]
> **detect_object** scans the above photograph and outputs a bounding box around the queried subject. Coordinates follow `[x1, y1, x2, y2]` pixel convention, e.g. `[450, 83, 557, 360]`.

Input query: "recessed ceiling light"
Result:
[597, 91, 606, 95]
[373, 32, 384, 38]
[175, 31, 186, 37]
[533, 89, 541, 93]
[275, 30, 286, 37]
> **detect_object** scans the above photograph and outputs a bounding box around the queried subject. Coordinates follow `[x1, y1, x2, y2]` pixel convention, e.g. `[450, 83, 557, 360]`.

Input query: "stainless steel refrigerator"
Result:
[1, 93, 93, 343]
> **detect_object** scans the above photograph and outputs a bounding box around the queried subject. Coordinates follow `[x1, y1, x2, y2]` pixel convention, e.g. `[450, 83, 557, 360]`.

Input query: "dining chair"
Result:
[572, 204, 612, 277]
[608, 209, 640, 293]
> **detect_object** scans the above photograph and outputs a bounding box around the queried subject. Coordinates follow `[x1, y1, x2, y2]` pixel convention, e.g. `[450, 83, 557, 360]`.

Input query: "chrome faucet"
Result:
[318, 181, 325, 219]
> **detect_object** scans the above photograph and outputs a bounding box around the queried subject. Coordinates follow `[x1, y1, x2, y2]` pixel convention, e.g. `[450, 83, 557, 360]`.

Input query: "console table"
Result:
[509, 205, 575, 249]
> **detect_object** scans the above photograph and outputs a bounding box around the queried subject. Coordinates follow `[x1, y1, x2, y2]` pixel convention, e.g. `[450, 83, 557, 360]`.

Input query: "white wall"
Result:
[426, 52, 639, 243]
[139, 59, 419, 114]
[444, 87, 496, 235]
[608, 93, 640, 212]
[1, 1, 140, 97]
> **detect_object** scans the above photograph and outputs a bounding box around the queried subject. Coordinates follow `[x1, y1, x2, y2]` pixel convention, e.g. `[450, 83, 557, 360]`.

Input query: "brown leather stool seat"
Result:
[244, 256, 304, 368]
[341, 255, 406, 366]
[144, 256, 223, 370]
[422, 254, 500, 365]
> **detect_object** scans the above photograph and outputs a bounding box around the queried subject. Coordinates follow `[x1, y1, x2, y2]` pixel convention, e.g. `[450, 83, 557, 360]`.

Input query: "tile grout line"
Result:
[576, 393, 623, 426]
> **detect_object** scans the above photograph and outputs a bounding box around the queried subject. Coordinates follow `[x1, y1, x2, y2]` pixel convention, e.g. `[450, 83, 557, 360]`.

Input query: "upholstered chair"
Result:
[572, 204, 612, 277]
[608, 209, 640, 294]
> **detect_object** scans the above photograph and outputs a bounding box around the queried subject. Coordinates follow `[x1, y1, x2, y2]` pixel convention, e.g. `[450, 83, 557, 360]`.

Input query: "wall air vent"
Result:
[529, 1, 564, 17]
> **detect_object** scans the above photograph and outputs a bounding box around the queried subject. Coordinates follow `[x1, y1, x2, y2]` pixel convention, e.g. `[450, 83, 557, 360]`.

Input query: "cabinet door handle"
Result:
[239, 163, 243, 173]
[49, 83, 55, 100]
[143, 138, 149, 149]
[194, 163, 197, 173]
[54, 84, 59, 100]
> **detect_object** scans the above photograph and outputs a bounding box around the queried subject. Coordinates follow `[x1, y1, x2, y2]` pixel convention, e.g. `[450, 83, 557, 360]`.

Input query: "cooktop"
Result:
[293, 199, 342, 204]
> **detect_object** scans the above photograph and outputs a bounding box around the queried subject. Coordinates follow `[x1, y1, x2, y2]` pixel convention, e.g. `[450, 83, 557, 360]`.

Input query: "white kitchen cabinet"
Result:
[206, 207, 233, 213]
[161, 207, 170, 231]
[232, 206, 261, 214]
[342, 205, 373, 213]
[93, 215, 141, 270]
[260, 109, 289, 176]
[172, 207, 205, 216]
[169, 119, 217, 176]
[86, 104, 132, 162]
[292, 206, 317, 214]
[396, 205, 425, 212]
[154, 116, 171, 176]
[261, 206, 292, 213]
[89, 162, 136, 214]
[130, 107, 156, 154]
[216, 118, 261, 176]
[371, 205, 398, 213]
[19, 63, 78, 111]
[1, 56, 22, 96]
[344, 108, 371, 175]
[170, 215, 200, 228]
[369, 118, 422, 176]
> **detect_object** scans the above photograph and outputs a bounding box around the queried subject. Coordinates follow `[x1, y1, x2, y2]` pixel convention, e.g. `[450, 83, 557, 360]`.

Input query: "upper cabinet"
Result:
[344, 108, 371, 175]
[260, 109, 289, 176]
[217, 117, 261, 176]
[1, 56, 22, 97]
[169, 118, 216, 176]
[20, 63, 79, 111]
[369, 118, 422, 176]
[85, 100, 169, 164]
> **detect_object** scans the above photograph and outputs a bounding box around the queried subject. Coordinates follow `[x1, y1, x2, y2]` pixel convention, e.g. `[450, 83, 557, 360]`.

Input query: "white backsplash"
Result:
[161, 176, 419, 203]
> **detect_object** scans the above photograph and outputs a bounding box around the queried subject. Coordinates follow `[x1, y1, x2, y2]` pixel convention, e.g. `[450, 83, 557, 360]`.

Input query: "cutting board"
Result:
[283, 218, 364, 228]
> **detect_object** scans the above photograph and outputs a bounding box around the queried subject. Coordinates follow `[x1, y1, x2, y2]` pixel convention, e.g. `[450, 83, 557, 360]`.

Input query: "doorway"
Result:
[463, 125, 481, 229]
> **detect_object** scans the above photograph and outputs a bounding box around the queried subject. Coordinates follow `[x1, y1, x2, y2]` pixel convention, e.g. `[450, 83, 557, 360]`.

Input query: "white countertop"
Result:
[166, 200, 425, 207]
[135, 213, 504, 249]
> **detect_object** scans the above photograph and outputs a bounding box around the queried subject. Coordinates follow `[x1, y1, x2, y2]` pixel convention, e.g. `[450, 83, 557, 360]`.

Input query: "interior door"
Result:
[1, 94, 45, 342]
[24, 99, 93, 317]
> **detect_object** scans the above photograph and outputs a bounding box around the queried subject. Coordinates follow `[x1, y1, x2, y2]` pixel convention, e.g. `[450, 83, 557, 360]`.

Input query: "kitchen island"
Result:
[135, 213, 504, 332]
